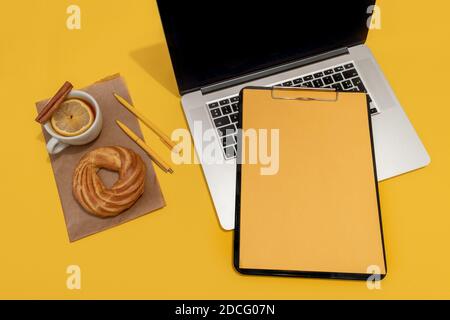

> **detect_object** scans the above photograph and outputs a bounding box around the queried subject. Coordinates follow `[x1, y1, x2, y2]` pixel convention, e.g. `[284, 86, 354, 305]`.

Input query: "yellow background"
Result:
[0, 0, 448, 299]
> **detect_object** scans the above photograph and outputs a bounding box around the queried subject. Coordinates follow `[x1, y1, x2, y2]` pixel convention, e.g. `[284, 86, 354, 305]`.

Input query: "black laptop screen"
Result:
[156, 1, 376, 94]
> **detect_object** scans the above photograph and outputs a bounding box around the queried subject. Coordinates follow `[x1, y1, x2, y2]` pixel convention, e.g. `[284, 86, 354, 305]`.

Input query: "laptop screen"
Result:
[156, 1, 376, 95]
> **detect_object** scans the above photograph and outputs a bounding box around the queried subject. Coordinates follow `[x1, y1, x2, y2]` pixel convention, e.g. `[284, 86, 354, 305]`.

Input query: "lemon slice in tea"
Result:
[51, 99, 95, 137]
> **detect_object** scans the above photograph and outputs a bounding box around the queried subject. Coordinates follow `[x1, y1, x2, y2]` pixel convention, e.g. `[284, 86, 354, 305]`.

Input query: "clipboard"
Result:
[234, 86, 387, 280]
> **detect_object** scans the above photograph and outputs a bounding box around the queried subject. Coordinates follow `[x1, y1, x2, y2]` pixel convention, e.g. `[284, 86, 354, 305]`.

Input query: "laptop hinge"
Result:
[201, 47, 349, 95]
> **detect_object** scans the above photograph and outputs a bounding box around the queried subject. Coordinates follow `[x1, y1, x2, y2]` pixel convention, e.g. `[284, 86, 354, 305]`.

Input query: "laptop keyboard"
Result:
[207, 61, 378, 160]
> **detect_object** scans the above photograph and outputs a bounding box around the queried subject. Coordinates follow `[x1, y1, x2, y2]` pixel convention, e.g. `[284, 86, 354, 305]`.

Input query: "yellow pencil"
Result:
[116, 120, 174, 174]
[114, 93, 181, 154]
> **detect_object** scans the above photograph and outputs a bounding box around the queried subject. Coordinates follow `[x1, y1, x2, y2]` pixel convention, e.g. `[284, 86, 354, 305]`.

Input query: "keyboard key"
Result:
[222, 135, 236, 147]
[221, 105, 233, 115]
[219, 99, 230, 106]
[313, 79, 324, 87]
[230, 97, 239, 103]
[293, 78, 303, 84]
[334, 66, 344, 72]
[232, 103, 239, 112]
[230, 113, 239, 123]
[217, 125, 236, 137]
[210, 108, 221, 118]
[303, 82, 313, 87]
[313, 72, 324, 78]
[332, 83, 343, 91]
[208, 102, 219, 109]
[323, 76, 334, 85]
[344, 63, 354, 69]
[352, 77, 367, 92]
[332, 73, 344, 82]
[324, 69, 334, 75]
[342, 80, 353, 90]
[214, 116, 231, 128]
[351, 77, 362, 86]
[224, 146, 236, 158]
[283, 81, 293, 87]
[343, 69, 358, 79]
[304, 75, 313, 81]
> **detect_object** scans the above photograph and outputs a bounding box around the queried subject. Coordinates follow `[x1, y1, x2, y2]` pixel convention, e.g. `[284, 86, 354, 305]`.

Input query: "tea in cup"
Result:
[44, 90, 103, 154]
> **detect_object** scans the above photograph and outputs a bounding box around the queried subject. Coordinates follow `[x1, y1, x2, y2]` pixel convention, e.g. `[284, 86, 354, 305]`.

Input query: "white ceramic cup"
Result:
[44, 90, 103, 155]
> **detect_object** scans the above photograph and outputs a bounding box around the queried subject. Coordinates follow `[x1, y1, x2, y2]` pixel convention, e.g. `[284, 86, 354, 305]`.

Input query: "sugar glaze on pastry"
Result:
[73, 146, 146, 218]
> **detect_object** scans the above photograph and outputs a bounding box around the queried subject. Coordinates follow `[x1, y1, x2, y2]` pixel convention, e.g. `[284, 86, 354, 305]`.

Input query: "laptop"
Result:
[156, 0, 430, 230]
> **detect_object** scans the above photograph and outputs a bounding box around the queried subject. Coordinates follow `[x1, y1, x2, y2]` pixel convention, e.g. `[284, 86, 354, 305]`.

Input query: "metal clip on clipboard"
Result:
[271, 86, 339, 102]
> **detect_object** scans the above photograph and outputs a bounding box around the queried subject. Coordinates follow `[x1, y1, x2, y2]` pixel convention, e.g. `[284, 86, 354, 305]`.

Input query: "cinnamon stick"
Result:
[35, 81, 73, 124]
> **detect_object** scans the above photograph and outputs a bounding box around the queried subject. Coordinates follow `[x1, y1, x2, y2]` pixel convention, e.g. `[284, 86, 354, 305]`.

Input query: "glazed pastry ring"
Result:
[72, 146, 146, 218]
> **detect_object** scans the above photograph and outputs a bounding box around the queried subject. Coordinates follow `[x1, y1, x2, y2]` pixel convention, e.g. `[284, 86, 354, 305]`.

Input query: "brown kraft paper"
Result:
[36, 74, 166, 242]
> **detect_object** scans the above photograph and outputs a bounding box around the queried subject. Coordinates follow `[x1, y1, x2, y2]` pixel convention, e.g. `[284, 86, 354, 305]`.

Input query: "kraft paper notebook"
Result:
[234, 87, 386, 280]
